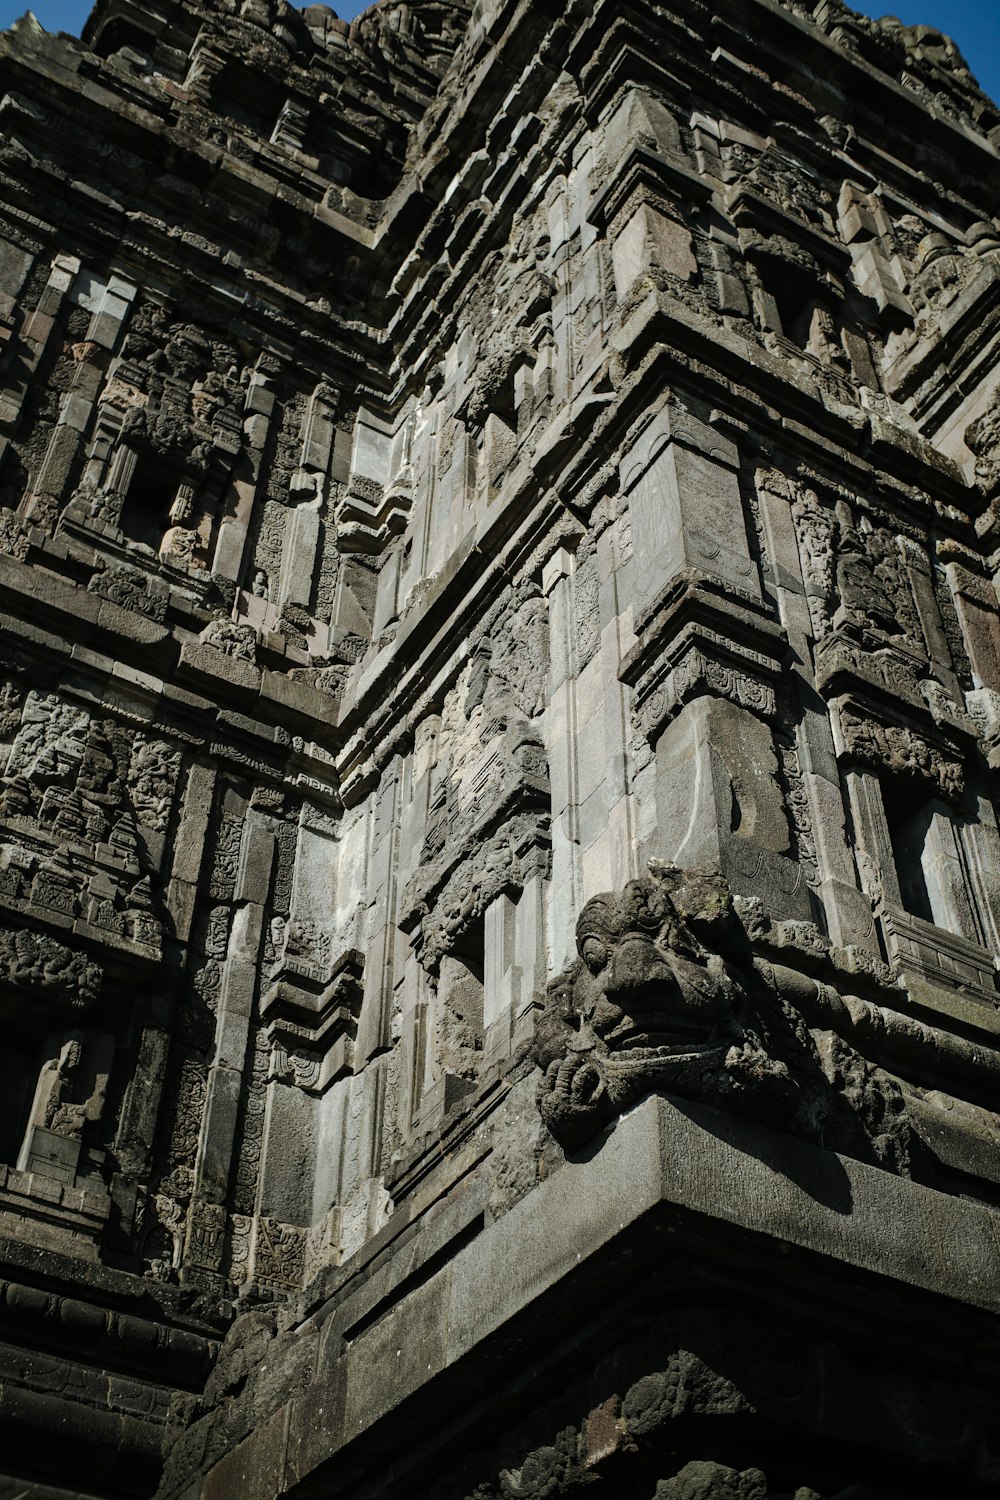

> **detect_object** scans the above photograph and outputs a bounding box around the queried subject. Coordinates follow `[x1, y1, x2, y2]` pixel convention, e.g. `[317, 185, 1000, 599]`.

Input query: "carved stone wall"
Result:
[1, 0, 1000, 1497]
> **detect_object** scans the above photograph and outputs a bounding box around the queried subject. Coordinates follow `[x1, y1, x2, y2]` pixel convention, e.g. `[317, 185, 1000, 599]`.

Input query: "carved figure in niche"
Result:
[142, 1192, 185, 1282]
[402, 584, 551, 975]
[787, 481, 835, 639]
[892, 213, 1000, 345]
[834, 515, 904, 637]
[533, 862, 915, 1174]
[77, 301, 247, 567]
[422, 582, 548, 865]
[464, 211, 554, 433]
[803, 300, 850, 371]
[15, 1024, 114, 1184]
[789, 489, 924, 652]
[31, 1032, 83, 1134]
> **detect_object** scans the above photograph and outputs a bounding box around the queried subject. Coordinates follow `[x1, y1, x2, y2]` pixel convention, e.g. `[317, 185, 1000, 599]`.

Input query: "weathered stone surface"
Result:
[0, 0, 999, 1495]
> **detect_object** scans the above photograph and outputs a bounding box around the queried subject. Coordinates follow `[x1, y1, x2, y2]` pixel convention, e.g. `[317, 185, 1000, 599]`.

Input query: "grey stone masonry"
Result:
[1, 0, 1000, 1495]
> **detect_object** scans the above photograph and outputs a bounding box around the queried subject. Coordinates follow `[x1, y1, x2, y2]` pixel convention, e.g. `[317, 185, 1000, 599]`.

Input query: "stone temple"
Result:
[2, 0, 1000, 1493]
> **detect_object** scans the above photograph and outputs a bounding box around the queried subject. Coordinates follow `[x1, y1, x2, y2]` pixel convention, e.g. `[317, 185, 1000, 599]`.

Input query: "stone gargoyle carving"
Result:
[533, 862, 915, 1174]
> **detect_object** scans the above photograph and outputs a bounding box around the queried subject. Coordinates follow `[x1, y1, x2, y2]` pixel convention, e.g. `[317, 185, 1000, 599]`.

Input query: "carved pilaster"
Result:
[262, 946, 364, 1094]
[590, 86, 711, 304]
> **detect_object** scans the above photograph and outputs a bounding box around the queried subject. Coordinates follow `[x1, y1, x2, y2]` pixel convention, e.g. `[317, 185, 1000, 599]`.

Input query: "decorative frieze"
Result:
[0, 924, 102, 1011]
[620, 572, 786, 742]
[836, 705, 965, 800]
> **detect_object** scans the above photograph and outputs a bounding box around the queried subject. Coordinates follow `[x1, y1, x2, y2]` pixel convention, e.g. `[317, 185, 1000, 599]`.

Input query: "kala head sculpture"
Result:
[533, 863, 798, 1149]
[533, 861, 915, 1174]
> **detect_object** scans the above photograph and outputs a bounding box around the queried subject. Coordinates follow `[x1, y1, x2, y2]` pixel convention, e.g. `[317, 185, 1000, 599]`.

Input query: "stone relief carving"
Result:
[263, 941, 363, 1095]
[253, 1215, 306, 1289]
[0, 926, 102, 1010]
[967, 687, 1000, 758]
[573, 538, 600, 667]
[462, 210, 555, 435]
[835, 514, 921, 643]
[401, 583, 551, 970]
[17, 1024, 114, 1182]
[838, 708, 964, 800]
[416, 812, 551, 977]
[785, 484, 976, 796]
[966, 387, 1000, 497]
[67, 302, 248, 573]
[199, 617, 257, 662]
[776, 737, 819, 889]
[533, 863, 915, 1173]
[0, 508, 30, 561]
[141, 1191, 186, 1282]
[88, 563, 168, 622]
[3, 0, 1000, 1491]
[621, 575, 786, 746]
[0, 686, 181, 840]
[788, 481, 835, 640]
[128, 736, 183, 833]
[723, 141, 834, 235]
[0, 682, 176, 965]
[788, 489, 923, 652]
[186, 1198, 227, 1272]
[905, 227, 980, 333]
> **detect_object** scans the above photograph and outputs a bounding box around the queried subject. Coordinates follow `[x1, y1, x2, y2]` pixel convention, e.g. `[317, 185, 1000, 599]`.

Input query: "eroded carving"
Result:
[839, 708, 964, 800]
[534, 863, 915, 1173]
[199, 617, 257, 662]
[402, 584, 551, 970]
[0, 926, 102, 1010]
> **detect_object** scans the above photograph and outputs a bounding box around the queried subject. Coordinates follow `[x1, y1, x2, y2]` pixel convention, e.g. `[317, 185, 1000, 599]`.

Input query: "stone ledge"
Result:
[185, 1095, 1000, 1498]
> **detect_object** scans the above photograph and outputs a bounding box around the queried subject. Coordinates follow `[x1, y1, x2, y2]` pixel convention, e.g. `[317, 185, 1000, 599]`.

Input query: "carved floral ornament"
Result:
[0, 924, 102, 1012]
[837, 706, 965, 801]
[533, 862, 914, 1174]
[621, 574, 787, 746]
[630, 643, 778, 743]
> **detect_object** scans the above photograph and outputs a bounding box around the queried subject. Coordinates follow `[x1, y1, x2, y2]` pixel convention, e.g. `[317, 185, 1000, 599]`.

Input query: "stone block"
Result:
[177, 640, 261, 703]
[203, 1405, 288, 1500]
[612, 203, 697, 301]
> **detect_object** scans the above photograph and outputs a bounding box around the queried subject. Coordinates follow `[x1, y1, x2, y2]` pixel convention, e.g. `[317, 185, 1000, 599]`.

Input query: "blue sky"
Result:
[1, 1, 998, 105]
